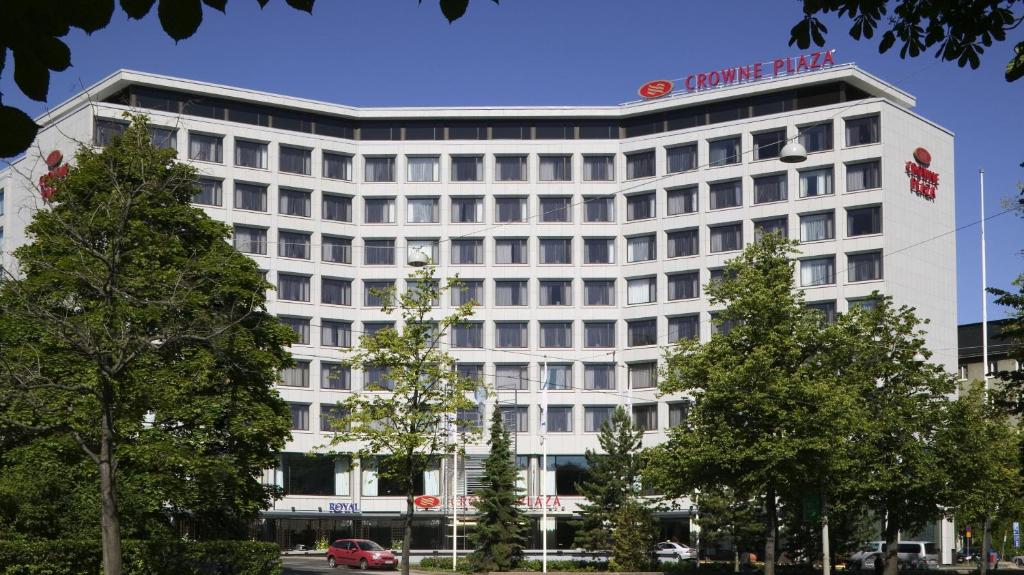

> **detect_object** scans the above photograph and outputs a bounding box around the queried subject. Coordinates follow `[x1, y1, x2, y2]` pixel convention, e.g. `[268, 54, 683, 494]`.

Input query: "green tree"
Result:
[468, 407, 527, 572]
[331, 264, 479, 575]
[573, 406, 645, 551]
[609, 499, 659, 572]
[695, 487, 765, 571]
[653, 234, 866, 575]
[0, 116, 294, 575]
[789, 1, 1024, 82]
[990, 276, 1024, 413]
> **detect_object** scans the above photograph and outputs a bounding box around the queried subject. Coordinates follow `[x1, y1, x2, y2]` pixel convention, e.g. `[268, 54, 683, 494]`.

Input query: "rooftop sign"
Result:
[638, 49, 837, 100]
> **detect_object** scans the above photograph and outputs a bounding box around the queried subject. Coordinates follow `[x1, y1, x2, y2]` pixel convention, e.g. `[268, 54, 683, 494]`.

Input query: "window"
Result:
[451, 197, 483, 223]
[845, 115, 880, 146]
[629, 363, 657, 390]
[584, 280, 615, 306]
[709, 223, 743, 253]
[451, 156, 483, 182]
[234, 182, 267, 212]
[235, 139, 267, 169]
[282, 453, 337, 496]
[495, 155, 528, 181]
[496, 364, 529, 390]
[755, 217, 789, 241]
[289, 404, 310, 430]
[365, 366, 394, 391]
[94, 118, 127, 146]
[500, 406, 529, 433]
[583, 238, 615, 264]
[364, 198, 396, 223]
[799, 123, 833, 153]
[667, 228, 699, 258]
[753, 129, 786, 160]
[364, 240, 395, 265]
[848, 297, 879, 311]
[451, 280, 483, 306]
[451, 239, 484, 265]
[848, 251, 883, 282]
[280, 317, 310, 344]
[456, 364, 484, 388]
[406, 156, 439, 182]
[709, 137, 741, 167]
[547, 455, 588, 495]
[234, 226, 267, 255]
[539, 280, 572, 306]
[627, 277, 656, 305]
[321, 320, 352, 347]
[322, 236, 352, 264]
[800, 212, 835, 242]
[801, 256, 836, 286]
[364, 156, 395, 182]
[539, 197, 571, 223]
[539, 238, 572, 264]
[495, 322, 528, 348]
[847, 206, 881, 236]
[754, 173, 787, 204]
[627, 235, 656, 262]
[540, 155, 572, 181]
[846, 160, 881, 192]
[584, 364, 615, 390]
[321, 277, 352, 306]
[363, 281, 394, 308]
[540, 322, 572, 348]
[406, 198, 439, 223]
[406, 240, 439, 265]
[668, 402, 690, 428]
[542, 364, 572, 390]
[451, 323, 483, 348]
[667, 272, 699, 300]
[277, 273, 310, 302]
[280, 361, 311, 387]
[495, 238, 528, 264]
[189, 133, 223, 163]
[584, 321, 616, 348]
[280, 146, 311, 175]
[545, 407, 573, 432]
[709, 180, 742, 210]
[323, 194, 352, 222]
[279, 188, 311, 217]
[626, 150, 655, 179]
[628, 318, 657, 347]
[806, 301, 838, 324]
[148, 126, 177, 150]
[278, 231, 311, 259]
[320, 404, 349, 432]
[667, 143, 697, 173]
[584, 196, 615, 222]
[194, 178, 222, 206]
[632, 404, 657, 431]
[585, 407, 615, 432]
[362, 322, 393, 337]
[321, 362, 350, 390]
[583, 155, 614, 181]
[668, 315, 700, 343]
[495, 197, 527, 223]
[667, 186, 698, 215]
[626, 192, 655, 221]
[323, 152, 352, 180]
[800, 167, 834, 197]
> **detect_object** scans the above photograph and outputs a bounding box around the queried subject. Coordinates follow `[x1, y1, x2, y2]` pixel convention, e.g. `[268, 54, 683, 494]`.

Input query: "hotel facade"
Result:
[0, 63, 957, 558]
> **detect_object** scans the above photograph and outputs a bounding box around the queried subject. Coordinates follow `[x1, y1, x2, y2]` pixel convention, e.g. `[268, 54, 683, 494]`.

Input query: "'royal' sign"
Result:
[328, 502, 360, 514]
[906, 147, 938, 200]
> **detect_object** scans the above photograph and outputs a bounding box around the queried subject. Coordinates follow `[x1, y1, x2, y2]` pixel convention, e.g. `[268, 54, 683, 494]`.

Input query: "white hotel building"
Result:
[0, 64, 956, 555]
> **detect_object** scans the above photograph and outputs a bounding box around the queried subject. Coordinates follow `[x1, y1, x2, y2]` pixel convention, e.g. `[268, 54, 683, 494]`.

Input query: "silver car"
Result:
[863, 542, 940, 570]
[655, 541, 697, 562]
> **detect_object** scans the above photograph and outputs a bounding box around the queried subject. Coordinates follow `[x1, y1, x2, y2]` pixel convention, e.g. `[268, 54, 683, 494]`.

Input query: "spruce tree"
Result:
[468, 406, 527, 571]
[573, 406, 644, 551]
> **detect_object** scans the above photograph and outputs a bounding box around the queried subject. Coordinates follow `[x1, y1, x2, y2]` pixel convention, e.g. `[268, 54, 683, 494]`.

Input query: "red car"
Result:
[326, 539, 397, 570]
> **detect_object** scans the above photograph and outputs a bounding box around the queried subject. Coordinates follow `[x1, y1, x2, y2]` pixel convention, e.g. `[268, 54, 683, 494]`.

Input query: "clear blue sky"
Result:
[2, 0, 1020, 323]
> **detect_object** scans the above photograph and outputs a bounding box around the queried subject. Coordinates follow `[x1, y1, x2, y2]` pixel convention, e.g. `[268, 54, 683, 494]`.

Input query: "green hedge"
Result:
[0, 540, 281, 575]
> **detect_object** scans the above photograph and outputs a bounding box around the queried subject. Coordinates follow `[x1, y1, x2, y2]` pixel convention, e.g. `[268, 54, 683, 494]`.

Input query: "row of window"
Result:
[95, 114, 880, 184]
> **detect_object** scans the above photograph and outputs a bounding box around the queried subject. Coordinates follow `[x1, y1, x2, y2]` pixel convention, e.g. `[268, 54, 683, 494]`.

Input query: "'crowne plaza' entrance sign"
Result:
[638, 49, 837, 100]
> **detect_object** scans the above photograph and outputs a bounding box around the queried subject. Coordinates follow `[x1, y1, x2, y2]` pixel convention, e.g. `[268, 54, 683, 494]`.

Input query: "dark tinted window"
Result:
[535, 123, 574, 139]
[492, 123, 530, 139]
[360, 124, 401, 141]
[404, 123, 444, 140]
[448, 123, 487, 140]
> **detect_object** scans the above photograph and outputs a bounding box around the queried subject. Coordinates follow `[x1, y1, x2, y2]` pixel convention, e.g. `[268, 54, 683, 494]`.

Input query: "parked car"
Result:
[861, 542, 940, 570]
[655, 541, 697, 562]
[849, 542, 884, 569]
[1011, 554, 1024, 567]
[326, 539, 397, 570]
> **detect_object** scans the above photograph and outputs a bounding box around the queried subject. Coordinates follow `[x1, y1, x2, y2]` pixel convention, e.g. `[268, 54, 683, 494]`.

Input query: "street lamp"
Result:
[408, 246, 432, 267]
[779, 141, 808, 164]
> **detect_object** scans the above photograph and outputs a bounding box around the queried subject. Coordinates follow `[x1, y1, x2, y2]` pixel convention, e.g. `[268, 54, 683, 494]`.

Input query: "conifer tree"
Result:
[468, 406, 527, 572]
[573, 406, 645, 551]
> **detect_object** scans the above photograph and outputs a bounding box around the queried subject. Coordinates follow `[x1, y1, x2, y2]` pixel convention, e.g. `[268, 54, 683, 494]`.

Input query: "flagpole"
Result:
[541, 357, 549, 574]
[452, 416, 458, 570]
[980, 168, 989, 395]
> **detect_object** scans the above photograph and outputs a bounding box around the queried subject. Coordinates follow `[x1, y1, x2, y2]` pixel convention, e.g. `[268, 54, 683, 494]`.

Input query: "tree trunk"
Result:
[884, 514, 899, 575]
[99, 399, 123, 575]
[981, 517, 992, 575]
[402, 493, 413, 575]
[821, 490, 831, 575]
[765, 487, 777, 575]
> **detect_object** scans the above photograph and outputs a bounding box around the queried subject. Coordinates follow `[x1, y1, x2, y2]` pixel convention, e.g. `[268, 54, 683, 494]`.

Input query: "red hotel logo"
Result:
[906, 147, 938, 200]
[638, 80, 673, 99]
[414, 495, 441, 509]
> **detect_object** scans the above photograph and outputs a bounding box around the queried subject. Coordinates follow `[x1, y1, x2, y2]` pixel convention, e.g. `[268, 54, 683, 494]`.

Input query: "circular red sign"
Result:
[414, 495, 440, 509]
[638, 80, 674, 99]
[913, 147, 931, 167]
[45, 150, 63, 169]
